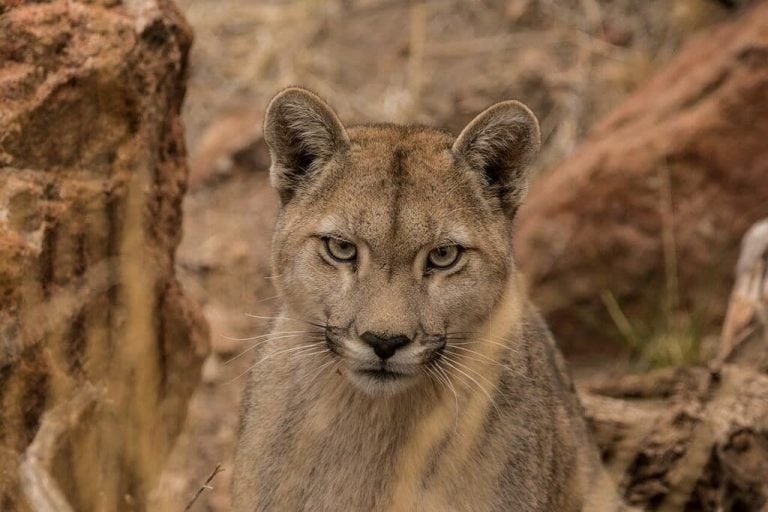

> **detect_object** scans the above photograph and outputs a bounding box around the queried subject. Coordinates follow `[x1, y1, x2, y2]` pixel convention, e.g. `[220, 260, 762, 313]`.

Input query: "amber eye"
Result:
[324, 237, 357, 262]
[427, 245, 461, 270]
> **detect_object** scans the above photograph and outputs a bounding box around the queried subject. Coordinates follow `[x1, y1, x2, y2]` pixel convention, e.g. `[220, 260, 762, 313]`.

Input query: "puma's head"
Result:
[264, 87, 540, 395]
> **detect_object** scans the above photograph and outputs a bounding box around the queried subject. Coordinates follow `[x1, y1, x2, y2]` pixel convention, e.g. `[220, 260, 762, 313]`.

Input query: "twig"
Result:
[659, 161, 680, 317]
[601, 289, 640, 351]
[717, 218, 768, 366]
[407, 2, 427, 113]
[183, 464, 224, 512]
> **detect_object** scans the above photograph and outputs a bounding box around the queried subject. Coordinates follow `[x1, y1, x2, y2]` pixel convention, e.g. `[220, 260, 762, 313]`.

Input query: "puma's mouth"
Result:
[347, 363, 419, 395]
[357, 367, 406, 381]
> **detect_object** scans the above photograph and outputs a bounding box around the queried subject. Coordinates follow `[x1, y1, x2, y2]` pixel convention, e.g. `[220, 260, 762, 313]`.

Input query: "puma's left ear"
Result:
[452, 101, 541, 217]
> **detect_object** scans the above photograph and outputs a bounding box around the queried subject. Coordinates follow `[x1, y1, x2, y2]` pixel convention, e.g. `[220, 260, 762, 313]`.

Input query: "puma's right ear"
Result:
[263, 87, 349, 203]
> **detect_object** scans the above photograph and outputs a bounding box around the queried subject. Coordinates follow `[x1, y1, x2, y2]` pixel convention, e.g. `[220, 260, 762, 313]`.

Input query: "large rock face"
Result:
[0, 1, 208, 510]
[516, 2, 768, 355]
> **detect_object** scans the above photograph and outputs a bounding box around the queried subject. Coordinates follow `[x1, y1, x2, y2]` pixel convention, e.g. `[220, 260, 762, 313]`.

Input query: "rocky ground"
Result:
[158, 1, 748, 509]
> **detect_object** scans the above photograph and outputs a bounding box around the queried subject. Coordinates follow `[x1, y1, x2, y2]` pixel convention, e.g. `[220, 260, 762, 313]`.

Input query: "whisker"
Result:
[445, 346, 502, 368]
[439, 365, 461, 432]
[444, 346, 528, 380]
[221, 330, 309, 342]
[253, 293, 284, 304]
[445, 332, 517, 351]
[305, 358, 338, 388]
[223, 333, 308, 365]
[429, 362, 460, 431]
[245, 314, 326, 330]
[440, 355, 503, 419]
[226, 343, 326, 384]
[423, 365, 439, 389]
[289, 347, 331, 362]
[441, 352, 500, 390]
[447, 331, 513, 343]
[451, 337, 520, 355]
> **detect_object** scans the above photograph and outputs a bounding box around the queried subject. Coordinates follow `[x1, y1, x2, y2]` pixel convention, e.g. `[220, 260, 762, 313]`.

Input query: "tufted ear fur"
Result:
[452, 101, 541, 217]
[263, 87, 349, 203]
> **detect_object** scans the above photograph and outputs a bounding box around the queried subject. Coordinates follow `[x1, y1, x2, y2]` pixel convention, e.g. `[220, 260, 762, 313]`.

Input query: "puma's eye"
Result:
[324, 237, 357, 262]
[427, 245, 462, 270]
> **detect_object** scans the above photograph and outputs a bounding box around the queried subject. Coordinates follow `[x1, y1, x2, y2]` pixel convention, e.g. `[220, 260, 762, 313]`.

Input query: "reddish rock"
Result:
[516, 2, 768, 355]
[0, 1, 208, 509]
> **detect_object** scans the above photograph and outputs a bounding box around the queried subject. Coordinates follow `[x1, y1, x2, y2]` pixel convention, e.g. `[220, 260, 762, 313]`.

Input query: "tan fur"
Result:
[232, 87, 624, 511]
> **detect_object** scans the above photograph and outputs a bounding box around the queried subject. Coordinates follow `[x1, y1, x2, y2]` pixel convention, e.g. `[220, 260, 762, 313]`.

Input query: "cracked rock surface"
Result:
[0, 1, 208, 509]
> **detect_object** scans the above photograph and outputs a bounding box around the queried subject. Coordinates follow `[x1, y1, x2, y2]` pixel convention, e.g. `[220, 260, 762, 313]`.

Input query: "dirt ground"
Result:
[155, 1, 734, 509]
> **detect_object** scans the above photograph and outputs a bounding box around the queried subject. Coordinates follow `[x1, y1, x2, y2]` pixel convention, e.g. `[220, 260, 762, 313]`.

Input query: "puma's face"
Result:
[265, 88, 539, 396]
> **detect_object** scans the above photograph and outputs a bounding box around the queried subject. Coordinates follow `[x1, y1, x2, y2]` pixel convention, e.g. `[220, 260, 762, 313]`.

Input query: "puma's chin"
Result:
[344, 364, 420, 396]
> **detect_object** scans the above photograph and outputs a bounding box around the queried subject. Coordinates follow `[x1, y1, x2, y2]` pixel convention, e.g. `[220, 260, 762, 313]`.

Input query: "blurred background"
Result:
[2, 0, 767, 510]
[166, 0, 764, 509]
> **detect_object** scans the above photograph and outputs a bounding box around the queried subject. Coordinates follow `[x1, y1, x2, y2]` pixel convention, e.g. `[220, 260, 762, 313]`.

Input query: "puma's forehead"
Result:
[343, 124, 457, 194]
[346, 123, 453, 153]
[292, 124, 496, 256]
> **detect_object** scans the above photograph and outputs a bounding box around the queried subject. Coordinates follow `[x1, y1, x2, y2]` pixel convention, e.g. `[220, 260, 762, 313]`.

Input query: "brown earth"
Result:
[515, 1, 768, 361]
[0, 1, 208, 510]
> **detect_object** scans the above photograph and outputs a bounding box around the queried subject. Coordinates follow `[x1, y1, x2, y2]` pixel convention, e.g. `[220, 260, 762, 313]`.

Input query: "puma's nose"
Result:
[360, 332, 411, 360]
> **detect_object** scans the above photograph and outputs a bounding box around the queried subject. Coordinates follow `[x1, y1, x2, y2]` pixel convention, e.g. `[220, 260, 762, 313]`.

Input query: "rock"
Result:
[515, 2, 768, 354]
[0, 1, 208, 510]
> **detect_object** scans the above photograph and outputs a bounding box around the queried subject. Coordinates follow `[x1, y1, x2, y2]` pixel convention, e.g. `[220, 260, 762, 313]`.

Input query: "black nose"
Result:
[360, 332, 411, 360]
